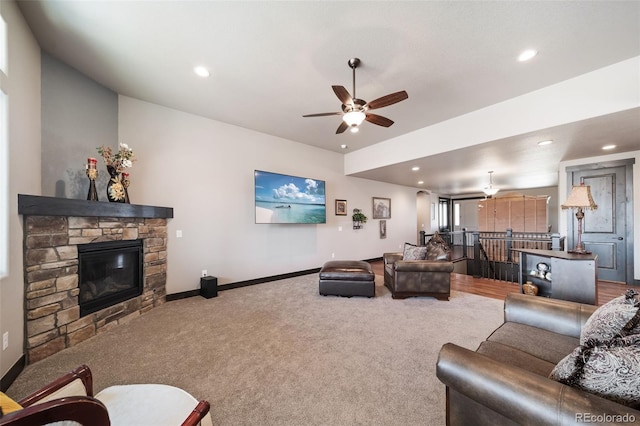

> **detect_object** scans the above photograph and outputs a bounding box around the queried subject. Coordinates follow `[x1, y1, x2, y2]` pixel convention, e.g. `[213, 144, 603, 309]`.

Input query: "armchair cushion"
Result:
[95, 384, 213, 426]
[402, 243, 427, 260]
[425, 232, 451, 261]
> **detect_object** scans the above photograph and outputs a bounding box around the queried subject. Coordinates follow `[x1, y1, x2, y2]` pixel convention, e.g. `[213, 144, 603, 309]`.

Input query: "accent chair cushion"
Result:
[0, 391, 22, 416]
[580, 289, 640, 345]
[549, 334, 640, 409]
[425, 232, 451, 261]
[402, 243, 427, 261]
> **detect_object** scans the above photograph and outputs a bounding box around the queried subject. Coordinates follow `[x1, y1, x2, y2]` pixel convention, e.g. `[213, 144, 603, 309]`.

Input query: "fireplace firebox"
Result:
[78, 239, 144, 317]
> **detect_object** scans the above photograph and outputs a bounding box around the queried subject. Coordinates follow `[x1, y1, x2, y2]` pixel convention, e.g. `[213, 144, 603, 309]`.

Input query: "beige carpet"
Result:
[8, 273, 504, 425]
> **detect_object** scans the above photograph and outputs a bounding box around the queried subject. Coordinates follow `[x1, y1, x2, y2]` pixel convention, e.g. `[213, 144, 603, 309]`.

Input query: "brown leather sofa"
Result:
[436, 293, 640, 425]
[383, 234, 454, 300]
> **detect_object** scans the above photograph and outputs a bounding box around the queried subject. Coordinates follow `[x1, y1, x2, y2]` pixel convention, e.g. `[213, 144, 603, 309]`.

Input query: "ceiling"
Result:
[16, 1, 640, 195]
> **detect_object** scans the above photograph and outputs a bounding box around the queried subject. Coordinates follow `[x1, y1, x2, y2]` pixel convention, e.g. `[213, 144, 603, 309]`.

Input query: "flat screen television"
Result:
[254, 170, 326, 224]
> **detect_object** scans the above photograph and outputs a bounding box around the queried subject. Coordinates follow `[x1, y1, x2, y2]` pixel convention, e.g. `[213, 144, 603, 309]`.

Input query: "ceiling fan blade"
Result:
[302, 112, 342, 117]
[332, 85, 353, 106]
[365, 113, 394, 127]
[336, 121, 349, 134]
[366, 90, 408, 110]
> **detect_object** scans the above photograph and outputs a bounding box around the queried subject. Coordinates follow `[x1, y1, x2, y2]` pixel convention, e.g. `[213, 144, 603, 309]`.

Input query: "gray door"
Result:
[570, 166, 627, 283]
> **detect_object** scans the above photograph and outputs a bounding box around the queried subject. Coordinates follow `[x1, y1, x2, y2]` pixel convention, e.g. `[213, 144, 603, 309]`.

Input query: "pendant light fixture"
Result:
[483, 171, 499, 197]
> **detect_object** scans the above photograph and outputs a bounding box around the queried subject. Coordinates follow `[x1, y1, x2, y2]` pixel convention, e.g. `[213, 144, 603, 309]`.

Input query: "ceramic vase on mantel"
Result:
[106, 165, 126, 203]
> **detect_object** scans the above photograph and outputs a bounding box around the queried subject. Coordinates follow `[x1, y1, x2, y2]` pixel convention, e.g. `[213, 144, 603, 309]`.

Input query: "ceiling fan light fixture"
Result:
[343, 110, 366, 127]
[350, 126, 359, 134]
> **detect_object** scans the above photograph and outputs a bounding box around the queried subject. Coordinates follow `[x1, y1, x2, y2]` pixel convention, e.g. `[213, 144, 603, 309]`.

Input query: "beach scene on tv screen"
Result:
[255, 170, 326, 224]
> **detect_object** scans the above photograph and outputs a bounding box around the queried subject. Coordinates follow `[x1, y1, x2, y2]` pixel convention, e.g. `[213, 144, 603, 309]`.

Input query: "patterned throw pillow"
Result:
[581, 290, 640, 345]
[402, 243, 427, 261]
[549, 334, 640, 408]
[426, 232, 451, 261]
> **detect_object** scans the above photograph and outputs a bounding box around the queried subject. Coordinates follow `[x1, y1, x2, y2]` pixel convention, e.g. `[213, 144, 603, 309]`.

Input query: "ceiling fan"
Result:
[303, 58, 408, 134]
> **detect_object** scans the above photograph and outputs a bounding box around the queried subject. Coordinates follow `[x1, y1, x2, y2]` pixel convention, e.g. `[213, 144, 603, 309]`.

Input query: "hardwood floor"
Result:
[370, 260, 634, 306]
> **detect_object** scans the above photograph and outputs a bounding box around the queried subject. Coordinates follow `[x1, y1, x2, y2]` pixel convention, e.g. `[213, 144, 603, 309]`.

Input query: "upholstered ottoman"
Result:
[319, 260, 375, 297]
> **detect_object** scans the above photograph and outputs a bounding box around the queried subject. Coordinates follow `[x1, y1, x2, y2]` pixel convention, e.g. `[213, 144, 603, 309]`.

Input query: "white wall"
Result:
[345, 57, 640, 175]
[118, 96, 421, 293]
[559, 151, 640, 282]
[0, 0, 41, 378]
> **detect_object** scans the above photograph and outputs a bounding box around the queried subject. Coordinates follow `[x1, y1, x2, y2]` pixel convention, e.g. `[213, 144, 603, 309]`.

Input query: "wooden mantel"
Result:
[18, 194, 173, 219]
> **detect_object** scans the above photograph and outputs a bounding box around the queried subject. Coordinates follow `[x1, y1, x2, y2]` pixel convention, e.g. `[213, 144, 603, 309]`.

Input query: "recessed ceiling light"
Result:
[411, 166, 420, 171]
[518, 49, 538, 62]
[538, 140, 553, 146]
[193, 66, 210, 77]
[340, 144, 348, 149]
[602, 144, 617, 150]
[418, 181, 424, 185]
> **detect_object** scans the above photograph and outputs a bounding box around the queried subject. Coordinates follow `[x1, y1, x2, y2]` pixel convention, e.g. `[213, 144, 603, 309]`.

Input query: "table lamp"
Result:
[561, 183, 597, 254]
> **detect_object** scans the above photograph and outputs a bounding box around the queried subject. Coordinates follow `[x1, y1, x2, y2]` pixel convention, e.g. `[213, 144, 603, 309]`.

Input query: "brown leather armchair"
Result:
[383, 234, 454, 300]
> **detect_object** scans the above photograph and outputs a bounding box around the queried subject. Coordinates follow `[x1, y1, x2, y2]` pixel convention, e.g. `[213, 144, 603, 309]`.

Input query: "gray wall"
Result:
[41, 52, 117, 199]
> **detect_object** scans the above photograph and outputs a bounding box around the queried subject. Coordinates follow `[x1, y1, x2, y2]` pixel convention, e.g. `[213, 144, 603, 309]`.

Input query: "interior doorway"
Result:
[566, 159, 634, 284]
[416, 191, 430, 244]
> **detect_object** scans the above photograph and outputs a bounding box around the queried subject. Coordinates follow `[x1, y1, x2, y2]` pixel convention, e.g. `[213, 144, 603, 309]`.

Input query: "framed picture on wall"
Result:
[335, 199, 347, 216]
[372, 197, 391, 219]
[379, 220, 387, 239]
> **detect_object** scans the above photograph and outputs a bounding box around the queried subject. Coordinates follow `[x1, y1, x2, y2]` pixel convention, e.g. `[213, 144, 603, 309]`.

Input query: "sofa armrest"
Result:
[436, 343, 640, 425]
[504, 293, 597, 339]
[383, 252, 403, 266]
[394, 260, 454, 273]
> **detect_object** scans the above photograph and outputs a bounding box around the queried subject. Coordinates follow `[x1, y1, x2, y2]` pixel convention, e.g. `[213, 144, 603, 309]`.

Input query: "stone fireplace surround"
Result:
[18, 195, 173, 364]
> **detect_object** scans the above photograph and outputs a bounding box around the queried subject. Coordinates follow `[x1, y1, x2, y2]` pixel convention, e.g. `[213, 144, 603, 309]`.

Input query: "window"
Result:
[454, 202, 460, 227]
[438, 198, 449, 232]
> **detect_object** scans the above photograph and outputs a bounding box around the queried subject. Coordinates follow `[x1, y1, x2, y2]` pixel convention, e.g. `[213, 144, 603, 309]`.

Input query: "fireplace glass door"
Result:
[78, 239, 143, 317]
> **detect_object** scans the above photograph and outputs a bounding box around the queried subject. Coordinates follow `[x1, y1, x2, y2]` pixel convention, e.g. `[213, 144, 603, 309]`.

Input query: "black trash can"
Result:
[200, 276, 218, 298]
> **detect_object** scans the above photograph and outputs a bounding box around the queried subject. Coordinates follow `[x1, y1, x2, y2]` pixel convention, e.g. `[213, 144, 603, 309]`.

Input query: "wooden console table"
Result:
[515, 249, 597, 305]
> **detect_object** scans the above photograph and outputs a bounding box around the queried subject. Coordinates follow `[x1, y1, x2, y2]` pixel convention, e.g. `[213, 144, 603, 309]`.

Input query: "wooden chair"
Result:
[0, 365, 211, 426]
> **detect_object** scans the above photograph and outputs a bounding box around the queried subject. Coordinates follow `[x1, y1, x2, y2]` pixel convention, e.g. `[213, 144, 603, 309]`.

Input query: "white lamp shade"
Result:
[343, 111, 366, 126]
[483, 186, 499, 196]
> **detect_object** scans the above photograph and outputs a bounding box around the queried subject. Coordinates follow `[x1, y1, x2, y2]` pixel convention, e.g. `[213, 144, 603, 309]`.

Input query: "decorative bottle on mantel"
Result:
[86, 157, 99, 201]
[121, 172, 131, 204]
[106, 165, 126, 203]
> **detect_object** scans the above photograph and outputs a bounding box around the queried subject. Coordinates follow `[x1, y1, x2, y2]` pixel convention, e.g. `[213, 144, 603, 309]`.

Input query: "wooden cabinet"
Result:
[516, 249, 597, 305]
[478, 193, 548, 232]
